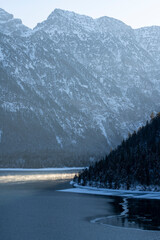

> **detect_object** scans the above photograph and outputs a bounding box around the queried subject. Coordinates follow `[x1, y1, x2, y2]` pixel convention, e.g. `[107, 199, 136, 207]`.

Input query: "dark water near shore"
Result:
[93, 196, 160, 231]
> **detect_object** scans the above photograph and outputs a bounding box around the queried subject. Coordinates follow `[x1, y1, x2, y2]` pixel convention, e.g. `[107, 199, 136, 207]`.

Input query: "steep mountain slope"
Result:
[0, 8, 160, 167]
[135, 26, 160, 63]
[135, 26, 160, 81]
[0, 31, 108, 167]
[75, 113, 160, 190]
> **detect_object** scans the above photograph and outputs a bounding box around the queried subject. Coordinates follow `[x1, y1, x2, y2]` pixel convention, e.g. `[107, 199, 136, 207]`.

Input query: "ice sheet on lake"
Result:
[59, 185, 160, 200]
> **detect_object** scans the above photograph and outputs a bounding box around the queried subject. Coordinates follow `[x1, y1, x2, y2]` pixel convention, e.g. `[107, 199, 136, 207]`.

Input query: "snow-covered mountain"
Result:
[135, 26, 160, 63]
[0, 8, 160, 167]
[0, 8, 31, 36]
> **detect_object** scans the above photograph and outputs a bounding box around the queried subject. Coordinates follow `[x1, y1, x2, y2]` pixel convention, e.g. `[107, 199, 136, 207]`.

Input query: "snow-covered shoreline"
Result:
[0, 167, 85, 172]
[59, 182, 160, 200]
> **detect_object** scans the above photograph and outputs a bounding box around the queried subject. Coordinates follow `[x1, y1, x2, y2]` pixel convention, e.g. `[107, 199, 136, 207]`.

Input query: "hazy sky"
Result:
[0, 0, 160, 29]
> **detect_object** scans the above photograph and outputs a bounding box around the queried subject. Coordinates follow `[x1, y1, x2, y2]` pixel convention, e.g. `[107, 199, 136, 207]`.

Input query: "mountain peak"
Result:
[0, 8, 31, 36]
[47, 8, 95, 28]
[96, 15, 132, 33]
[48, 8, 71, 18]
[34, 8, 132, 37]
[0, 8, 13, 22]
[47, 8, 92, 20]
[35, 8, 96, 34]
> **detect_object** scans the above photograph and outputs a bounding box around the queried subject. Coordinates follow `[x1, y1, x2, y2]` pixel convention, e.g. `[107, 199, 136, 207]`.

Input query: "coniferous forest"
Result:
[74, 113, 160, 191]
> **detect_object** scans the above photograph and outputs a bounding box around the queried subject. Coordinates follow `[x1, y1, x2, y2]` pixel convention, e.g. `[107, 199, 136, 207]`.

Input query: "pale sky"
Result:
[0, 0, 160, 29]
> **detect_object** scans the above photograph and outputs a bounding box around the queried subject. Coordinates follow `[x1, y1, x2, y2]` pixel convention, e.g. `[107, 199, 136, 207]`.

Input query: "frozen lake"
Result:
[0, 170, 160, 240]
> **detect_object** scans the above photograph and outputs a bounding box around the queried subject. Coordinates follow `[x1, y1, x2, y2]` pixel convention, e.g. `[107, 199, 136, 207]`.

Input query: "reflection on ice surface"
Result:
[0, 168, 83, 184]
[0, 173, 76, 183]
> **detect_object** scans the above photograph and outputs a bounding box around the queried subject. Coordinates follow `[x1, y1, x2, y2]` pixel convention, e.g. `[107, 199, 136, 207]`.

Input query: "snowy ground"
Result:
[59, 183, 160, 200]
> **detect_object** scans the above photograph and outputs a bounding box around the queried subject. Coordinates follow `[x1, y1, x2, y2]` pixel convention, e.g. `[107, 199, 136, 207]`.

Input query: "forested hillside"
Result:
[74, 113, 160, 190]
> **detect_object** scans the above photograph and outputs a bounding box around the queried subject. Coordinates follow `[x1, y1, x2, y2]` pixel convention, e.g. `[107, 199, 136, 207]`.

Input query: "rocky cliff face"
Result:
[135, 26, 160, 63]
[0, 8, 160, 167]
